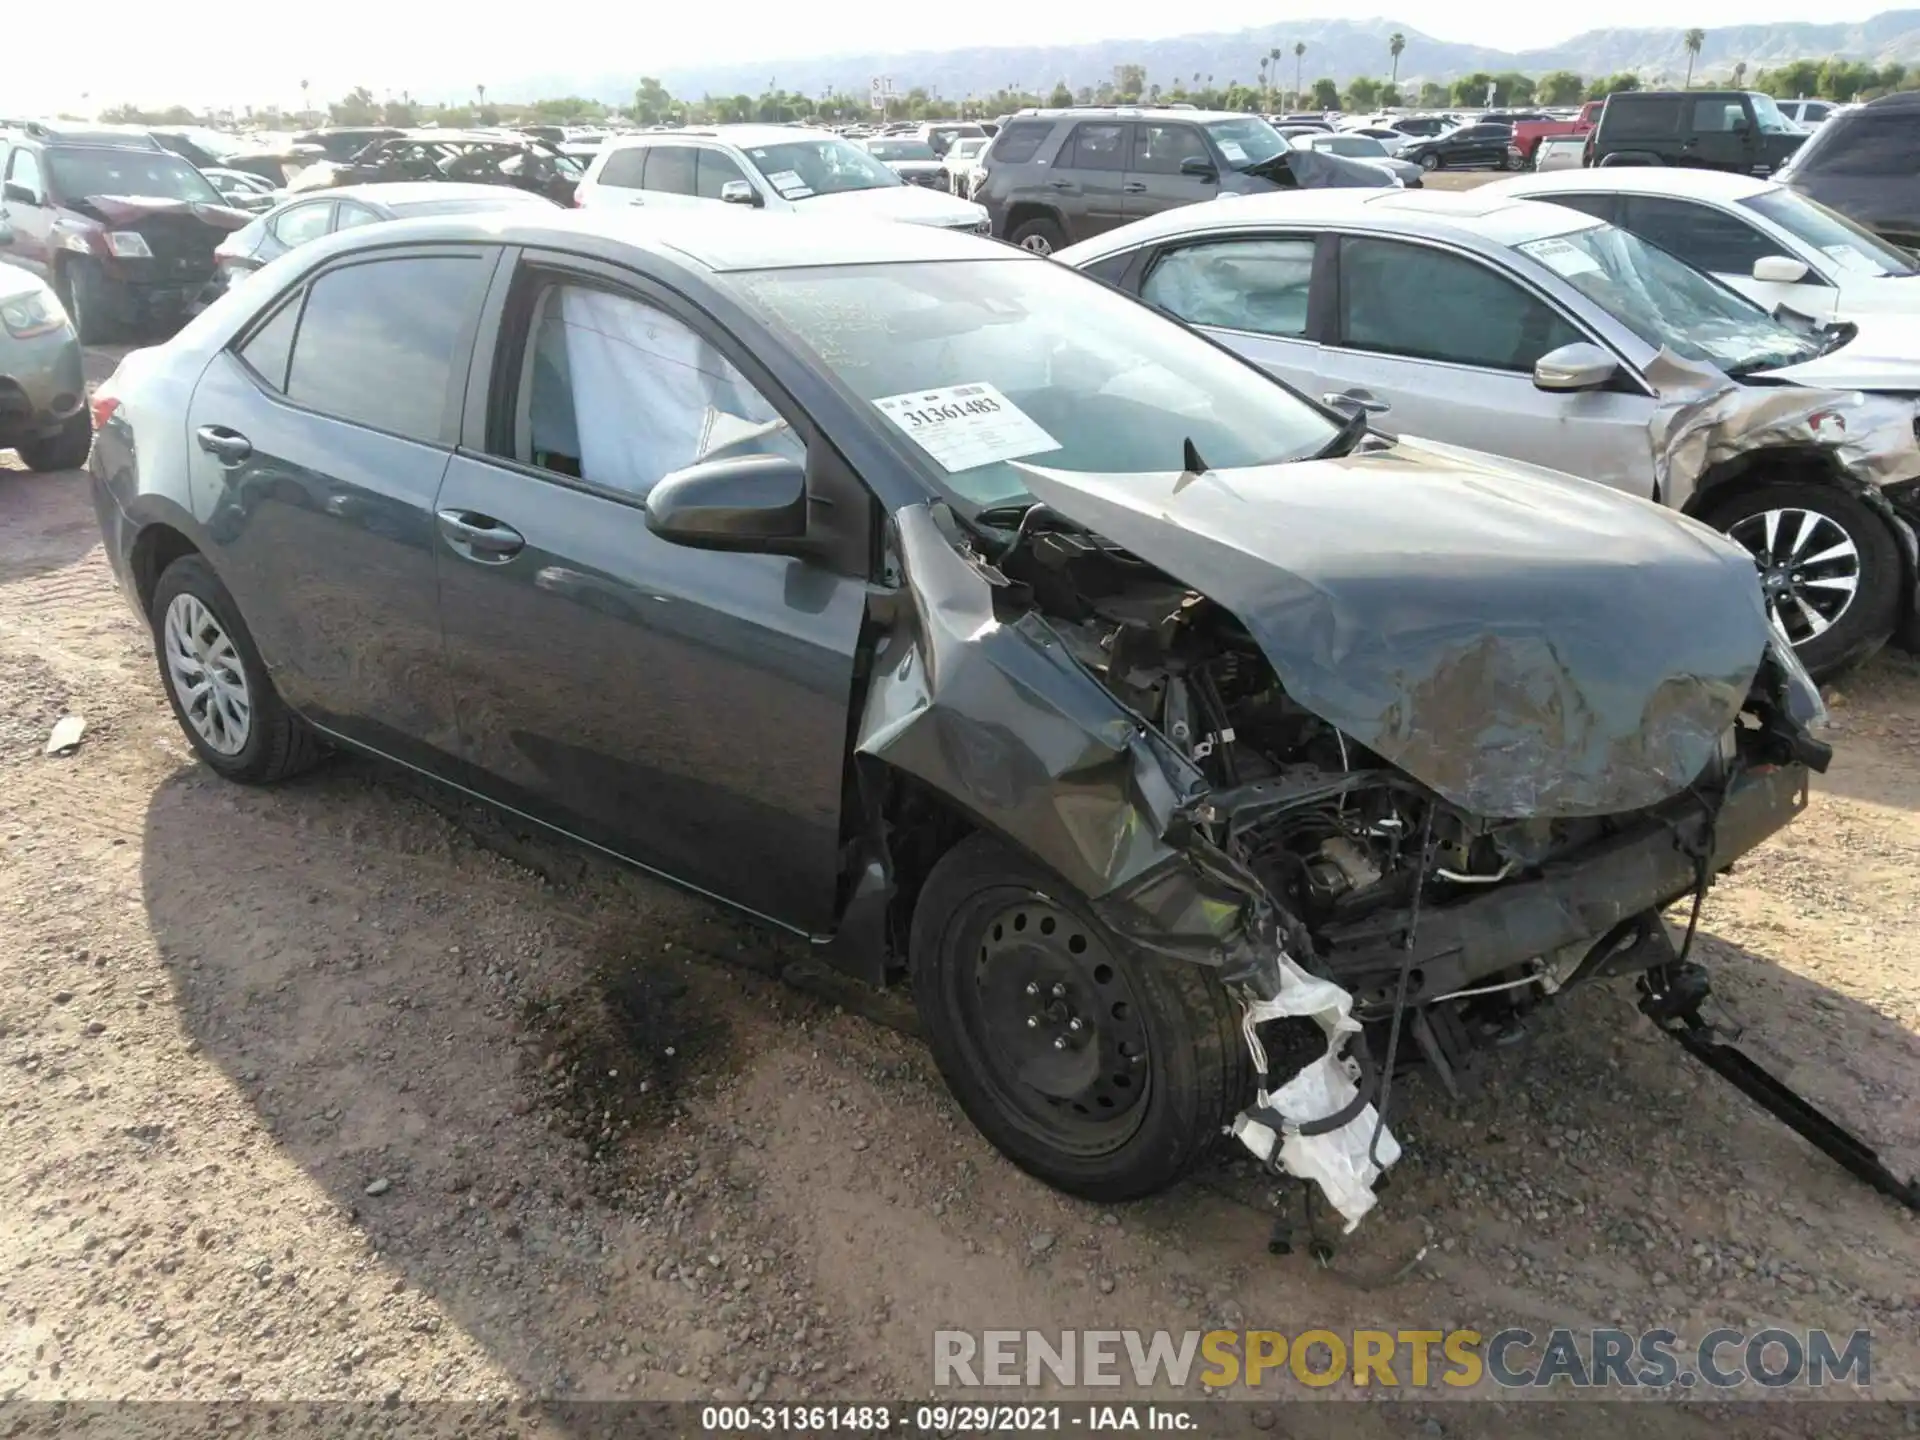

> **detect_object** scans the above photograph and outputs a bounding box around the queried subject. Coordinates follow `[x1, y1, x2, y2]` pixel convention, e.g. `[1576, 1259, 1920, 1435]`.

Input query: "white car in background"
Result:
[1489, 168, 1920, 325]
[1057, 189, 1920, 677]
[941, 135, 990, 194]
[1777, 99, 1842, 127]
[575, 125, 989, 232]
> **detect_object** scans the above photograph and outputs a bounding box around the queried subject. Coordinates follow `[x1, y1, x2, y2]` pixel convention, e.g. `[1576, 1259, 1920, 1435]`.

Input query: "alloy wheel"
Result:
[1018, 234, 1053, 255]
[956, 895, 1151, 1156]
[163, 593, 252, 755]
[1725, 506, 1861, 644]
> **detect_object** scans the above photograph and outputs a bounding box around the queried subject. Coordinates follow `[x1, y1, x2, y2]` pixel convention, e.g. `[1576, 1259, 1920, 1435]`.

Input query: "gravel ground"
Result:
[2, 343, 1917, 1434]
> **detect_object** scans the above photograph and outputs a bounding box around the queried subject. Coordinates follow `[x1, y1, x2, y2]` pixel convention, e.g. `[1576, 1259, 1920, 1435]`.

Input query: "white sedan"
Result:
[1488, 168, 1920, 325]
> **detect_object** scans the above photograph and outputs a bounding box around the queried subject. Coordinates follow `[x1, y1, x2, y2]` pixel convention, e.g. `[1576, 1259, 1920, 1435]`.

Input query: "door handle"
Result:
[1046, 178, 1073, 190]
[436, 509, 525, 561]
[1122, 181, 1147, 193]
[194, 425, 252, 464]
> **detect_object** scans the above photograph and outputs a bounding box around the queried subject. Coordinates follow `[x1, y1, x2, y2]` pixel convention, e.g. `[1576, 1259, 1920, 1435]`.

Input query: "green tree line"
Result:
[90, 55, 1915, 135]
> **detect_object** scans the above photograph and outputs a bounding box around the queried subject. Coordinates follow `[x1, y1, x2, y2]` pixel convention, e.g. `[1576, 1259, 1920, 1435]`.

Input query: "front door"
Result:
[182, 246, 493, 766]
[1313, 235, 1658, 496]
[1125, 122, 1219, 219]
[432, 261, 869, 933]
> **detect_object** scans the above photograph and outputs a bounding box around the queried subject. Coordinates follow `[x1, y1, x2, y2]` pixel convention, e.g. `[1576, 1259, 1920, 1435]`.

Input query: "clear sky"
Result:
[8, 1, 1897, 113]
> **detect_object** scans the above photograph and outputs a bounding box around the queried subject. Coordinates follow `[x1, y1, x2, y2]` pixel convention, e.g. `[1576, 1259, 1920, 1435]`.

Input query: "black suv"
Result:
[1779, 91, 1920, 249]
[1586, 90, 1806, 175]
[0, 122, 250, 341]
[975, 107, 1390, 255]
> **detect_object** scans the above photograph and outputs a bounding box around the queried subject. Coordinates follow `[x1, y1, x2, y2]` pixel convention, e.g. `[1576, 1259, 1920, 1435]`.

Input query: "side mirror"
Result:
[3, 181, 42, 206]
[645, 454, 808, 553]
[1180, 156, 1219, 181]
[1752, 254, 1811, 284]
[1323, 388, 1390, 417]
[720, 179, 763, 208]
[1533, 341, 1619, 392]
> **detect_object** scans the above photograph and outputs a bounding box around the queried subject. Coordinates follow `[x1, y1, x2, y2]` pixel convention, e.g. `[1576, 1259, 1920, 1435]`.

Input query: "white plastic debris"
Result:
[1231, 955, 1400, 1231]
[45, 715, 85, 757]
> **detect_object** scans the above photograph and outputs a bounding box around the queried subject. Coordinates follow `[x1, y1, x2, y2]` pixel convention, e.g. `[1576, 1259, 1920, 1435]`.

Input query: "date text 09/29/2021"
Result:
[701, 1405, 1198, 1433]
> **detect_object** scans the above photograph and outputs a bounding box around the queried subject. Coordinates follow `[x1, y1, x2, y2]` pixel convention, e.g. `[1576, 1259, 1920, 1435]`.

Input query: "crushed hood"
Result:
[72, 194, 254, 231]
[1016, 438, 1774, 820]
[1760, 311, 1920, 392]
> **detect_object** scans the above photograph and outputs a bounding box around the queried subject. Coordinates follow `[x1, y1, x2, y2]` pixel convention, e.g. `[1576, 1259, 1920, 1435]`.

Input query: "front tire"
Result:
[150, 554, 324, 783]
[57, 258, 116, 345]
[1700, 481, 1901, 679]
[16, 410, 92, 472]
[1420, 152, 1442, 172]
[909, 835, 1249, 1202]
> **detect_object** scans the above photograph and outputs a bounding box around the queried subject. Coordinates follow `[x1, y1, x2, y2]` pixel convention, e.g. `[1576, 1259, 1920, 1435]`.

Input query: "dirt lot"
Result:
[2, 340, 1918, 1432]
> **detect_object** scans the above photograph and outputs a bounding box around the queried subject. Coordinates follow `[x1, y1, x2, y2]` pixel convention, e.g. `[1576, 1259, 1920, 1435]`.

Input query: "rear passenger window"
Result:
[597, 147, 647, 188]
[989, 120, 1053, 165]
[236, 292, 302, 392]
[643, 146, 697, 195]
[270, 202, 333, 247]
[1339, 237, 1582, 372]
[285, 255, 486, 444]
[1065, 124, 1128, 172]
[516, 284, 802, 497]
[1144, 238, 1315, 338]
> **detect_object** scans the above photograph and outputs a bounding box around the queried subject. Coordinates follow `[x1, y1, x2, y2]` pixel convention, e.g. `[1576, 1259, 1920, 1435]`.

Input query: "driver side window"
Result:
[514, 282, 803, 499]
[1339, 237, 1582, 372]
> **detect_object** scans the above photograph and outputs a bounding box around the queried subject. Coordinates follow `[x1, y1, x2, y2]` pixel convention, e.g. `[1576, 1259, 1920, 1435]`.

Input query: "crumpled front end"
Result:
[857, 448, 1828, 1231]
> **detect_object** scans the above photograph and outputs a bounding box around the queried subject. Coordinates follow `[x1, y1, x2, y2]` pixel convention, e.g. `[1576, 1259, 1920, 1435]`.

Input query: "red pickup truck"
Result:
[1509, 101, 1604, 168]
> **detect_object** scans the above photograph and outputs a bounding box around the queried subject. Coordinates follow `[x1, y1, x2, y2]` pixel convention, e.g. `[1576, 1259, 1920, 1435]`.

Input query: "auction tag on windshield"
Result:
[1217, 140, 1248, 163]
[1520, 236, 1601, 278]
[765, 169, 811, 196]
[1822, 243, 1880, 275]
[873, 383, 1062, 473]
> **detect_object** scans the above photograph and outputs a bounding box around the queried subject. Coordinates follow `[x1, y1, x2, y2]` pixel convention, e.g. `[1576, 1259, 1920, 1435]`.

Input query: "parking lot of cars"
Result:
[4, 98, 1920, 1409]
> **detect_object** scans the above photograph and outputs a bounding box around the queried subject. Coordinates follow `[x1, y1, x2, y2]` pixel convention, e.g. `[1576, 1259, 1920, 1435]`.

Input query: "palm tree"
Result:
[1258, 57, 1270, 110]
[299, 78, 310, 123]
[1390, 32, 1406, 85]
[1294, 41, 1307, 110]
[1268, 46, 1282, 107]
[476, 83, 488, 111]
[1732, 60, 1748, 88]
[1683, 28, 1706, 89]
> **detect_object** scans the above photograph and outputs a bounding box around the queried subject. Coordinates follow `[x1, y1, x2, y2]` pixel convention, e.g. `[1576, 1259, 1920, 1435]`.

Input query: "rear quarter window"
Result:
[986, 120, 1054, 165]
[596, 146, 647, 189]
[1604, 97, 1683, 140]
[1801, 114, 1912, 177]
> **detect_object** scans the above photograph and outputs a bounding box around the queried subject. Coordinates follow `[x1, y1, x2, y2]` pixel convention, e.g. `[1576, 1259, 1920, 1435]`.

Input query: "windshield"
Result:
[868, 140, 937, 161]
[742, 138, 900, 199]
[49, 149, 222, 205]
[1313, 135, 1386, 157]
[732, 259, 1340, 508]
[1515, 223, 1822, 375]
[1743, 186, 1917, 278]
[1748, 92, 1798, 135]
[1205, 117, 1289, 168]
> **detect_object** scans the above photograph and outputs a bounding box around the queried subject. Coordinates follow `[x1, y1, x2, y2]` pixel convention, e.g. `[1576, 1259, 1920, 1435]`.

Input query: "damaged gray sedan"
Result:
[91, 211, 1908, 1233]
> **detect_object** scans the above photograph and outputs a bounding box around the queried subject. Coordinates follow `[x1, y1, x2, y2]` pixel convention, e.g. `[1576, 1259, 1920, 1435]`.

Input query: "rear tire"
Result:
[1009, 216, 1066, 255]
[909, 835, 1249, 1202]
[1699, 480, 1901, 680]
[16, 410, 91, 472]
[150, 554, 325, 784]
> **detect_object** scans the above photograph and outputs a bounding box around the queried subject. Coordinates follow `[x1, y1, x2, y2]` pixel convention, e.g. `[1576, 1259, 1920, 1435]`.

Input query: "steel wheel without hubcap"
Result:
[163, 592, 252, 755]
[1725, 506, 1861, 646]
[957, 896, 1152, 1157]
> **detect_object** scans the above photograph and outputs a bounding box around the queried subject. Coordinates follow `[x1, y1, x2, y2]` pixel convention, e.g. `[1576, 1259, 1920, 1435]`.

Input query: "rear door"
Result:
[430, 253, 871, 933]
[1125, 121, 1218, 219]
[182, 245, 496, 767]
[1055, 122, 1132, 241]
[582, 144, 648, 208]
[1314, 234, 1658, 495]
[0, 145, 54, 277]
[636, 145, 702, 212]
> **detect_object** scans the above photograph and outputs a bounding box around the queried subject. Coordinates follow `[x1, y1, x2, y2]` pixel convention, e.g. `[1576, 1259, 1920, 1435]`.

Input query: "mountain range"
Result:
[497, 10, 1920, 103]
